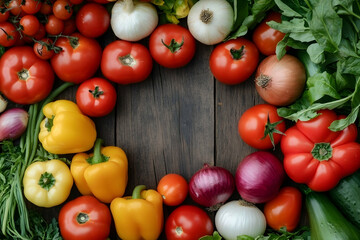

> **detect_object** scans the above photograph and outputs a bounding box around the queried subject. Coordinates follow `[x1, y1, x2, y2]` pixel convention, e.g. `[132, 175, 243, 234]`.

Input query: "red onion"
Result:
[0, 108, 29, 141]
[235, 151, 284, 204]
[189, 163, 235, 209]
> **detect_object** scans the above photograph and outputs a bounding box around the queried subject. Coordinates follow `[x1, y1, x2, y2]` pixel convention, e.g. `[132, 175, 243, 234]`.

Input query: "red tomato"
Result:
[62, 18, 77, 35]
[238, 104, 286, 150]
[0, 8, 10, 23]
[51, 33, 102, 84]
[33, 38, 55, 60]
[157, 173, 188, 206]
[264, 186, 302, 232]
[75, 3, 110, 38]
[76, 77, 117, 117]
[53, 0, 73, 20]
[149, 24, 196, 68]
[45, 14, 64, 35]
[59, 195, 111, 240]
[21, 0, 42, 14]
[20, 15, 40, 36]
[101, 40, 153, 84]
[0, 22, 19, 47]
[209, 38, 259, 85]
[253, 12, 286, 56]
[40, 0, 53, 15]
[165, 205, 214, 240]
[6, 0, 22, 16]
[0, 46, 54, 105]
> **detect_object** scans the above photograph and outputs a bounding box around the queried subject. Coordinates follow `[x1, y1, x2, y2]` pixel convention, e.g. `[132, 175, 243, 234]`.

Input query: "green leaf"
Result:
[329, 105, 359, 131]
[338, 57, 360, 75]
[237, 235, 255, 240]
[276, 33, 289, 59]
[267, 18, 308, 33]
[200, 231, 222, 240]
[232, 0, 249, 31]
[274, 0, 302, 17]
[307, 43, 325, 64]
[309, 0, 343, 53]
[289, 31, 316, 42]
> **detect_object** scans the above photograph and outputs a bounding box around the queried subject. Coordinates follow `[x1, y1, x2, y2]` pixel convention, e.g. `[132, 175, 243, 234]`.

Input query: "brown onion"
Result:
[255, 54, 306, 106]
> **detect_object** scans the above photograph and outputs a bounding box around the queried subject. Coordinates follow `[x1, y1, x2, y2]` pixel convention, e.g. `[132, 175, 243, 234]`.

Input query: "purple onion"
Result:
[235, 151, 284, 204]
[0, 108, 29, 141]
[189, 163, 235, 208]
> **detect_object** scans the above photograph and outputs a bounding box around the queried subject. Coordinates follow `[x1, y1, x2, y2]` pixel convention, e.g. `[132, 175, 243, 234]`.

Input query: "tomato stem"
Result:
[119, 54, 135, 66]
[76, 212, 89, 224]
[161, 37, 184, 53]
[230, 45, 245, 60]
[311, 142, 332, 161]
[17, 69, 29, 81]
[261, 114, 285, 150]
[89, 86, 104, 99]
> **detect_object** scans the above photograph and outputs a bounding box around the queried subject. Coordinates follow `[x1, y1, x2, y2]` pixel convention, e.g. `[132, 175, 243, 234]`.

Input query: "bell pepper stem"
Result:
[132, 185, 146, 199]
[87, 138, 108, 165]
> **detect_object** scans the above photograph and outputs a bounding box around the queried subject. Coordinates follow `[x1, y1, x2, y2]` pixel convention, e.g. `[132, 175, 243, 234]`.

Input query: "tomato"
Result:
[51, 33, 102, 84]
[0, 8, 10, 23]
[59, 195, 111, 240]
[264, 186, 302, 232]
[165, 205, 213, 240]
[149, 24, 196, 68]
[238, 104, 286, 150]
[45, 14, 64, 35]
[209, 38, 259, 85]
[252, 12, 286, 56]
[75, 3, 110, 38]
[20, 15, 40, 36]
[101, 40, 153, 84]
[40, 0, 53, 15]
[53, 0, 73, 20]
[62, 18, 77, 35]
[76, 77, 117, 117]
[21, 0, 42, 14]
[0, 46, 54, 105]
[281, 109, 360, 191]
[32, 23, 46, 40]
[157, 173, 188, 206]
[33, 38, 55, 60]
[6, 0, 22, 16]
[0, 22, 19, 47]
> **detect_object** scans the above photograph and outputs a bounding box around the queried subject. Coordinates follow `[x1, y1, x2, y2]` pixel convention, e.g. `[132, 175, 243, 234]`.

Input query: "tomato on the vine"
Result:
[0, 46, 54, 105]
[157, 173, 188, 206]
[20, 15, 40, 36]
[209, 38, 259, 85]
[165, 205, 214, 240]
[51, 32, 102, 84]
[21, 0, 42, 14]
[0, 22, 19, 47]
[45, 14, 64, 35]
[76, 77, 117, 117]
[75, 2, 110, 38]
[53, 0, 73, 20]
[238, 104, 286, 150]
[0, 8, 10, 23]
[59, 195, 111, 240]
[263, 186, 302, 232]
[252, 12, 286, 56]
[149, 24, 196, 68]
[101, 40, 153, 84]
[33, 38, 56, 60]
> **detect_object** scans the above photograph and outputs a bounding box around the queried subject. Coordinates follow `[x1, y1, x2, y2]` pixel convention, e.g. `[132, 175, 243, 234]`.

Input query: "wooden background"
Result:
[39, 23, 278, 239]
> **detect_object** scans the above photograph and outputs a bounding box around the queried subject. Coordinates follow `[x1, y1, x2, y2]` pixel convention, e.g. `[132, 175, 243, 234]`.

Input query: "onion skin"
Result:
[0, 108, 29, 141]
[189, 163, 235, 208]
[255, 54, 306, 106]
[235, 151, 285, 203]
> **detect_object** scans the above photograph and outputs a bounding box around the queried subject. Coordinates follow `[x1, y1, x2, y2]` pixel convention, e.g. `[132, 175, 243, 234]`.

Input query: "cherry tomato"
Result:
[209, 38, 259, 85]
[20, 15, 40, 36]
[53, 0, 73, 20]
[75, 3, 110, 38]
[32, 23, 46, 40]
[149, 24, 196, 68]
[0, 22, 19, 47]
[62, 17, 77, 35]
[101, 40, 153, 84]
[6, 0, 22, 16]
[0, 46, 54, 105]
[238, 104, 286, 150]
[264, 186, 302, 232]
[252, 12, 286, 56]
[21, 0, 42, 14]
[51, 33, 102, 84]
[40, 0, 53, 15]
[59, 195, 111, 240]
[165, 205, 214, 240]
[157, 173, 188, 206]
[76, 77, 117, 117]
[45, 14, 64, 35]
[0, 8, 10, 23]
[33, 38, 55, 60]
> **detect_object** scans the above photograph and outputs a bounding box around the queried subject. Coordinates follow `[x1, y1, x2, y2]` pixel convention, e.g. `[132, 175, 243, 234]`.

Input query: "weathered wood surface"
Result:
[40, 26, 270, 239]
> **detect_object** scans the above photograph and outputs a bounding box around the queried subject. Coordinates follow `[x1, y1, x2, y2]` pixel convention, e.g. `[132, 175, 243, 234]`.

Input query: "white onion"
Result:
[0, 108, 28, 141]
[215, 200, 266, 240]
[187, 0, 233, 45]
[111, 0, 158, 42]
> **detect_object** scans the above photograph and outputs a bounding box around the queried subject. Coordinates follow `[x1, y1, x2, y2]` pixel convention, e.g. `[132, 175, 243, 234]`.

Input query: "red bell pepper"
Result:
[281, 109, 360, 191]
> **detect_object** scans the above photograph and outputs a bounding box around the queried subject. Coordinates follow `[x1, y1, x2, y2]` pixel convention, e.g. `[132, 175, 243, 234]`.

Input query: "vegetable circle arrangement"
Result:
[1, 0, 360, 239]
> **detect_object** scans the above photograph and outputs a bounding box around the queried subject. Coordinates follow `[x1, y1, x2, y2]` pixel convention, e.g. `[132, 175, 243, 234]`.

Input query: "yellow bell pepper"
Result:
[23, 159, 73, 208]
[38, 100, 97, 154]
[110, 185, 163, 240]
[71, 138, 128, 203]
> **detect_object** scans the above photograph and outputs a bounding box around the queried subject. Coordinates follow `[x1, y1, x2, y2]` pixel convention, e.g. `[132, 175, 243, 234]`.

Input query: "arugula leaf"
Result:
[306, 72, 341, 103]
[200, 231, 222, 240]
